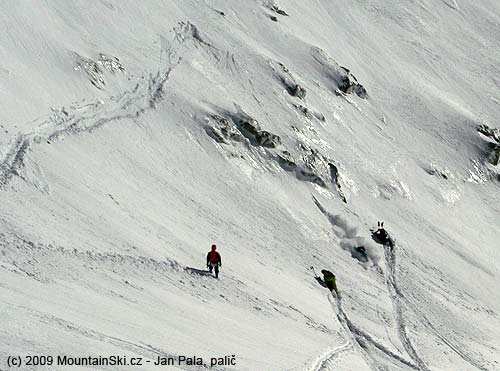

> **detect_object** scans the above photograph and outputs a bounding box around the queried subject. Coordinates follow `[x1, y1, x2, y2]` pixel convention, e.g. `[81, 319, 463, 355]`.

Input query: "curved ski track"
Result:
[0, 20, 234, 188]
[384, 244, 431, 371]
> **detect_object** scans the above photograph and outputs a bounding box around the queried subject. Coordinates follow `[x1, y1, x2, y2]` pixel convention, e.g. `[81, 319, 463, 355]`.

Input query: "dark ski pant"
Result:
[325, 280, 338, 296]
[208, 263, 220, 278]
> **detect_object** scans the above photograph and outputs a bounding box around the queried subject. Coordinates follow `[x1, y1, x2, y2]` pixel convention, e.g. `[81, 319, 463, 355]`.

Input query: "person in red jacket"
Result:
[206, 244, 222, 278]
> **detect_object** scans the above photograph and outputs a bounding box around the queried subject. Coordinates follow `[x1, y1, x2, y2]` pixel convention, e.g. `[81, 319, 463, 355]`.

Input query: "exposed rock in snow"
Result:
[478, 124, 500, 142]
[203, 111, 350, 193]
[311, 47, 368, 99]
[269, 60, 307, 99]
[204, 115, 244, 144]
[232, 112, 282, 148]
[329, 163, 347, 203]
[292, 104, 326, 122]
[338, 70, 368, 99]
[73, 53, 126, 89]
[256, 130, 281, 148]
[2, 1, 500, 370]
[487, 145, 500, 166]
[263, 1, 289, 16]
[423, 162, 453, 179]
[276, 150, 297, 170]
[477, 124, 500, 166]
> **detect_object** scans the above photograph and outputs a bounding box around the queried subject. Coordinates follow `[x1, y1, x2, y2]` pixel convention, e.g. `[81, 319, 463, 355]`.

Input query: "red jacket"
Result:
[207, 251, 221, 265]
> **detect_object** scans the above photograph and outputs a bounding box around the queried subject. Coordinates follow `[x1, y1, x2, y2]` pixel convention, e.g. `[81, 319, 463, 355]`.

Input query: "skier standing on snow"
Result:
[321, 269, 339, 297]
[206, 244, 222, 278]
[372, 221, 393, 248]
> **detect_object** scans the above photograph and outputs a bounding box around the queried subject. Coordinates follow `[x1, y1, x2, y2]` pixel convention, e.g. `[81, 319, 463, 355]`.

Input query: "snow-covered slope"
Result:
[1, 1, 500, 370]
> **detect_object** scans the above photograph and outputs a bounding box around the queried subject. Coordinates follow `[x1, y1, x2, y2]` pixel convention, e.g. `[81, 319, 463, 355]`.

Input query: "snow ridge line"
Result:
[384, 245, 431, 371]
[331, 295, 420, 370]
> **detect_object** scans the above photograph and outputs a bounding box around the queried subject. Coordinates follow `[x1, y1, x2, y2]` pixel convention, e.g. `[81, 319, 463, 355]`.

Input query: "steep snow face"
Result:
[1, 1, 500, 370]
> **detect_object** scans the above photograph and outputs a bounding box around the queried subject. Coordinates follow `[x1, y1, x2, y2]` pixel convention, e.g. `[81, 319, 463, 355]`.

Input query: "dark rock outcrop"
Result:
[237, 117, 261, 139]
[296, 169, 327, 187]
[256, 130, 281, 148]
[478, 124, 500, 142]
[73, 52, 126, 89]
[338, 68, 368, 98]
[204, 110, 346, 197]
[329, 163, 347, 203]
[292, 104, 325, 122]
[271, 4, 288, 16]
[287, 84, 307, 99]
[234, 115, 281, 148]
[423, 163, 451, 179]
[269, 60, 306, 99]
[205, 115, 243, 144]
[477, 124, 500, 166]
[488, 144, 500, 166]
[277, 151, 297, 170]
[205, 111, 282, 150]
[264, 2, 289, 16]
[277, 144, 330, 188]
[311, 47, 368, 99]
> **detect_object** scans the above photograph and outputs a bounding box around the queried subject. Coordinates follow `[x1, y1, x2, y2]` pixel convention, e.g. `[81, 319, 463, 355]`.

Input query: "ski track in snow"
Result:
[306, 340, 353, 371]
[0, 71, 176, 188]
[21, 308, 178, 367]
[6, 303, 229, 371]
[313, 197, 487, 370]
[406, 294, 490, 371]
[331, 294, 420, 371]
[385, 242, 489, 371]
[2, 232, 336, 371]
[418, 311, 489, 371]
[311, 198, 420, 369]
[0, 20, 239, 189]
[0, 22, 206, 188]
[383, 244, 431, 371]
[1, 3, 499, 370]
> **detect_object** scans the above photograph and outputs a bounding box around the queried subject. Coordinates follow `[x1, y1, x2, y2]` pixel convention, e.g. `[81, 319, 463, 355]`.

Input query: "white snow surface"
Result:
[1, 1, 500, 370]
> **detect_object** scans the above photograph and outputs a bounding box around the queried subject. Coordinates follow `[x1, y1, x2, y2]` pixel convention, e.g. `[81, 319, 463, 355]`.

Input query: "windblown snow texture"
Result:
[1, 1, 500, 370]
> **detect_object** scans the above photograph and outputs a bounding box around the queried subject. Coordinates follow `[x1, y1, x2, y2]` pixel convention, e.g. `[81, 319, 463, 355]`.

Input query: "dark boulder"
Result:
[271, 5, 289, 16]
[205, 115, 243, 144]
[478, 124, 500, 142]
[477, 124, 500, 166]
[277, 151, 297, 170]
[238, 118, 261, 139]
[338, 74, 367, 98]
[353, 84, 368, 99]
[287, 84, 307, 99]
[329, 163, 347, 203]
[257, 130, 281, 148]
[488, 144, 500, 166]
[269, 60, 306, 99]
[297, 169, 327, 187]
